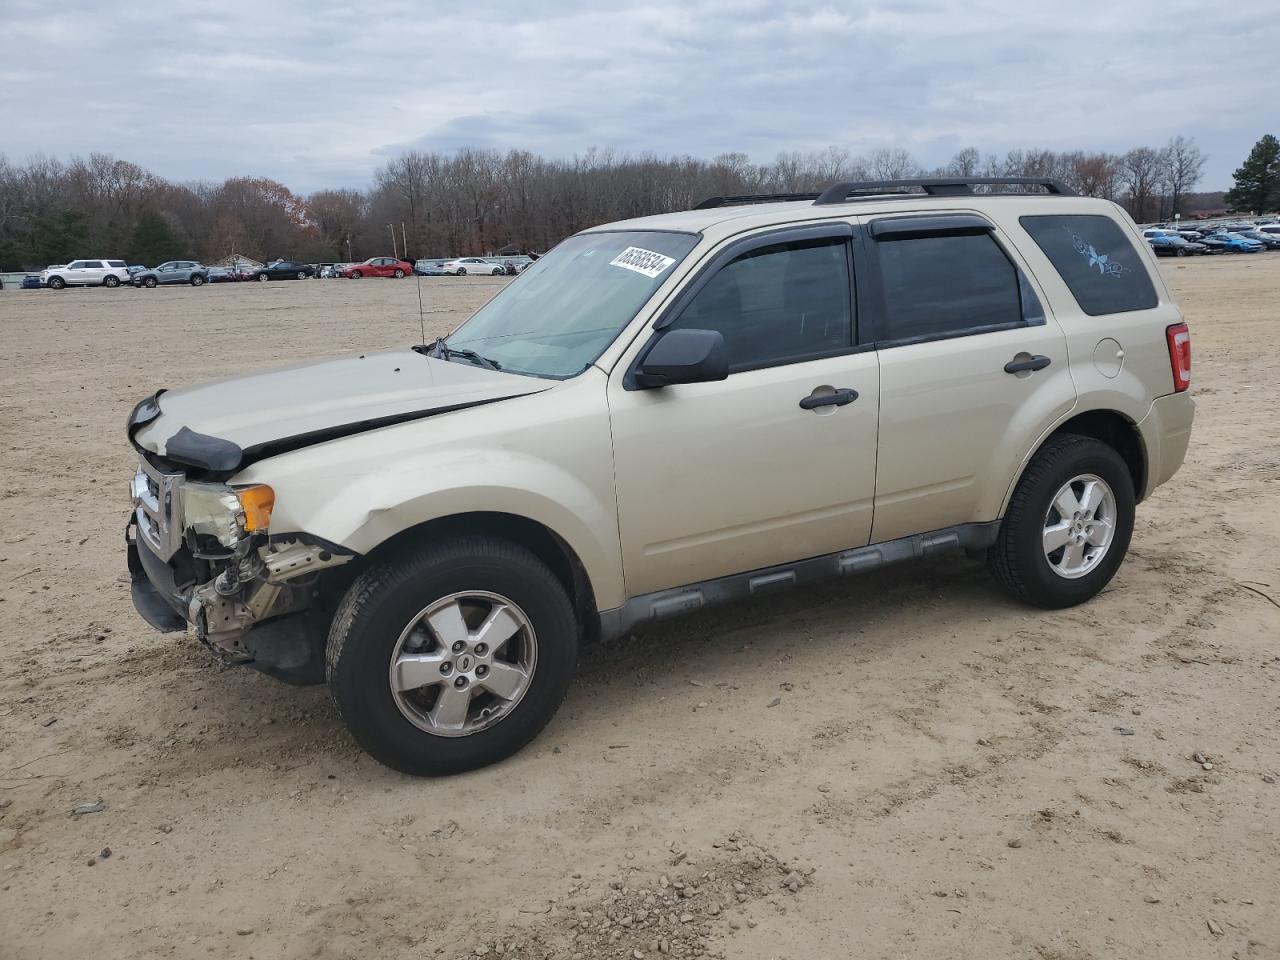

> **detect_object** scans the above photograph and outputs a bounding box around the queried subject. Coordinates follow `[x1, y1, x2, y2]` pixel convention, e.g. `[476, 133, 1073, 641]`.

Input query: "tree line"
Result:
[0, 136, 1222, 271]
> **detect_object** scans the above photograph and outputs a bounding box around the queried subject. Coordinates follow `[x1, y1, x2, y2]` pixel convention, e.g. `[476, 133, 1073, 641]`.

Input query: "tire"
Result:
[257, 273, 269, 282]
[393, 268, 405, 278]
[988, 434, 1135, 609]
[1176, 248, 1188, 257]
[326, 535, 579, 775]
[350, 270, 362, 279]
[104, 275, 121, 288]
[48, 276, 66, 289]
[143, 276, 158, 288]
[456, 267, 467, 276]
[190, 274, 205, 286]
[492, 268, 503, 276]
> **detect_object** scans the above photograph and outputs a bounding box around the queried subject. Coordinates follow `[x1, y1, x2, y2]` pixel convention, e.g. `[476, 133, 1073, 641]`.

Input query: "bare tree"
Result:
[1162, 136, 1207, 218]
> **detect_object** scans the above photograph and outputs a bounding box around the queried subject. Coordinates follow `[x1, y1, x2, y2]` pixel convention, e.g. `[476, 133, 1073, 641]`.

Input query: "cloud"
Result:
[1, 0, 1275, 191]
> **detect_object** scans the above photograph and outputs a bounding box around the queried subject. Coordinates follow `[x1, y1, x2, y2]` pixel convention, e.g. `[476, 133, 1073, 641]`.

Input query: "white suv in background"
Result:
[43, 259, 131, 288]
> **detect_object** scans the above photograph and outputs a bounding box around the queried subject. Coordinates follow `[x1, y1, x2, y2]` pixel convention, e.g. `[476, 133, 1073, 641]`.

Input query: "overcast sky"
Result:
[3, 0, 1275, 193]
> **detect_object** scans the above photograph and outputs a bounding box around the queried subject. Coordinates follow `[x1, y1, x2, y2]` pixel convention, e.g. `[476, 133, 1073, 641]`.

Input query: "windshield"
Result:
[443, 230, 699, 378]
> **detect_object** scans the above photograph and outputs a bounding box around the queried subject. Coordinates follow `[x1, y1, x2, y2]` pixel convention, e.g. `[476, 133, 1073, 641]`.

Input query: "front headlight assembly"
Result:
[181, 483, 274, 556]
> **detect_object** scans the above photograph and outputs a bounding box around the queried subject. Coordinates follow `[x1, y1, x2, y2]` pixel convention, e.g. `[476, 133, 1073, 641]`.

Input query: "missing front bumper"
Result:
[125, 524, 354, 685]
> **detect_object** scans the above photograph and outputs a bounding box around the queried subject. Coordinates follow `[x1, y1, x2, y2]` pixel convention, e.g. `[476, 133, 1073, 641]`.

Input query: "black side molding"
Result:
[598, 521, 1001, 641]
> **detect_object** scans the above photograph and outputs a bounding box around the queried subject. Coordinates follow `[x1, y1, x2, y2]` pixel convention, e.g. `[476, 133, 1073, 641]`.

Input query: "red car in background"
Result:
[342, 257, 413, 278]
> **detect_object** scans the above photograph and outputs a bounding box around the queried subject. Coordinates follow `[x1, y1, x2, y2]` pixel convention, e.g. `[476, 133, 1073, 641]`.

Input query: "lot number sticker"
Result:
[609, 246, 676, 278]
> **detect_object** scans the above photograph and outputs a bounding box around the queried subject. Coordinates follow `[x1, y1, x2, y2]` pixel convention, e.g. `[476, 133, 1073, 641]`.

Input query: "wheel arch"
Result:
[1002, 408, 1148, 515]
[357, 511, 602, 645]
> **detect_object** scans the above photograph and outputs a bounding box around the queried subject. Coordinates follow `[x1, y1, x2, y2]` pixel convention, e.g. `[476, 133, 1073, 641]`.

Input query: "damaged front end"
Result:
[127, 455, 354, 685]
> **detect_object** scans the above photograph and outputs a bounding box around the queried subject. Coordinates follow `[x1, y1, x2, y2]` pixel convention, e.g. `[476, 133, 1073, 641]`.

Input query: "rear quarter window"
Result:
[1020, 214, 1158, 316]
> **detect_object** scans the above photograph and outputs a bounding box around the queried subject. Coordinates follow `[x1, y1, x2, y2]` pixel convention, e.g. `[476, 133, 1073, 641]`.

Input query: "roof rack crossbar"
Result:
[814, 177, 1075, 204]
[693, 192, 821, 210]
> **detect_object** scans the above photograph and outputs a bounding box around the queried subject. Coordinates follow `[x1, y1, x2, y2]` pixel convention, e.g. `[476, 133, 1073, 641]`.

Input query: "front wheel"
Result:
[143, 276, 158, 288]
[297, 270, 307, 279]
[491, 268, 503, 276]
[326, 535, 579, 775]
[988, 434, 1135, 609]
[456, 267, 467, 276]
[48, 276, 66, 289]
[190, 274, 205, 285]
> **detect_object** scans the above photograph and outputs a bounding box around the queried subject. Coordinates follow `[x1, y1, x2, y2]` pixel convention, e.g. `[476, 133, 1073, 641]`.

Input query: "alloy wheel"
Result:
[1042, 474, 1117, 579]
[388, 591, 537, 737]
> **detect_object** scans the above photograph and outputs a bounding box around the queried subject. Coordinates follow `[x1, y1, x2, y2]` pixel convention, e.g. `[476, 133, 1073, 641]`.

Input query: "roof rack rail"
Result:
[814, 177, 1075, 204]
[693, 192, 821, 210]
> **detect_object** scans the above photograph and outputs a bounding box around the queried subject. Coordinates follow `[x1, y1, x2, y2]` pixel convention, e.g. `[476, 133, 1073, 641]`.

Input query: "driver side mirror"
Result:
[634, 328, 729, 388]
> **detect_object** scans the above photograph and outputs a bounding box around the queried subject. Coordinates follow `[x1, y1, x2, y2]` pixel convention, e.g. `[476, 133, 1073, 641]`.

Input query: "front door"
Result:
[863, 215, 1077, 543]
[608, 223, 880, 597]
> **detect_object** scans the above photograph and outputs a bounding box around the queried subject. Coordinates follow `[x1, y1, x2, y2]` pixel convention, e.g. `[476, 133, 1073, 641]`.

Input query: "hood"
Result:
[131, 348, 548, 475]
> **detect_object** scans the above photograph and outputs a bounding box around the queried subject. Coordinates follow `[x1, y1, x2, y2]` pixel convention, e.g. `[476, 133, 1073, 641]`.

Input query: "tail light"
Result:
[1166, 322, 1191, 392]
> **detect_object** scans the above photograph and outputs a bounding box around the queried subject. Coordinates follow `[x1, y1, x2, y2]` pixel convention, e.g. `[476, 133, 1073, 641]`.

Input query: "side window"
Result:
[875, 233, 1025, 344]
[68, 261, 87, 269]
[667, 236, 853, 373]
[1020, 214, 1158, 316]
[83, 261, 104, 269]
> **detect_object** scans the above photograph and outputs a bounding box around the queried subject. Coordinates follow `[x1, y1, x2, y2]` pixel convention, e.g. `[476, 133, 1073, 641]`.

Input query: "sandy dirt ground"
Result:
[0, 257, 1277, 960]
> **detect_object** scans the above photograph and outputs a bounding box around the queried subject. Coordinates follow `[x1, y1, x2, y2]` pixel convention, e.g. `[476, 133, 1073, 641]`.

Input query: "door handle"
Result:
[1004, 354, 1051, 374]
[799, 387, 858, 410]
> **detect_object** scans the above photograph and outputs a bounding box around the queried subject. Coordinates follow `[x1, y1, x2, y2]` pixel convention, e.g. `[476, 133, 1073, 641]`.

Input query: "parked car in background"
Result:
[133, 261, 211, 287]
[207, 267, 237, 282]
[42, 259, 131, 288]
[1205, 232, 1264, 253]
[250, 261, 316, 281]
[1236, 229, 1280, 250]
[319, 263, 351, 278]
[1146, 234, 1199, 257]
[342, 257, 413, 279]
[415, 259, 449, 276]
[441, 257, 505, 276]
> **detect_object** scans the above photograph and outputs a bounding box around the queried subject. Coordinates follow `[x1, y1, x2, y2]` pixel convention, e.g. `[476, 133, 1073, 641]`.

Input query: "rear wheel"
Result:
[104, 275, 121, 288]
[393, 268, 405, 278]
[257, 273, 269, 282]
[326, 535, 578, 775]
[988, 434, 1135, 609]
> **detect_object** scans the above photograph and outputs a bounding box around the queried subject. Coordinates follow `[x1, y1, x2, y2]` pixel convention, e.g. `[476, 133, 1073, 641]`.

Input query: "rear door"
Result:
[608, 221, 881, 596]
[864, 213, 1076, 543]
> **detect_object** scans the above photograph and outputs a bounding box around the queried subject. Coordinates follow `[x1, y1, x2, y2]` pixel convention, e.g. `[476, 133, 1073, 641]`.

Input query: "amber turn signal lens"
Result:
[236, 485, 275, 532]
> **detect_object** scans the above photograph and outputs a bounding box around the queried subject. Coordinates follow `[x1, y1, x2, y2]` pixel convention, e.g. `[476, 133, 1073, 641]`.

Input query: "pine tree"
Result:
[127, 209, 178, 265]
[1224, 134, 1280, 213]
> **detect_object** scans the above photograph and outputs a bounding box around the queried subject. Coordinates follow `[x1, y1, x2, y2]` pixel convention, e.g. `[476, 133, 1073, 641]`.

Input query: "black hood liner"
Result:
[131, 392, 535, 480]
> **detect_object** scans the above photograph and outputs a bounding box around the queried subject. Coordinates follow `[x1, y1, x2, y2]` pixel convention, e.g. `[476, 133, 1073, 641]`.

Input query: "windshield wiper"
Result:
[414, 338, 502, 371]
